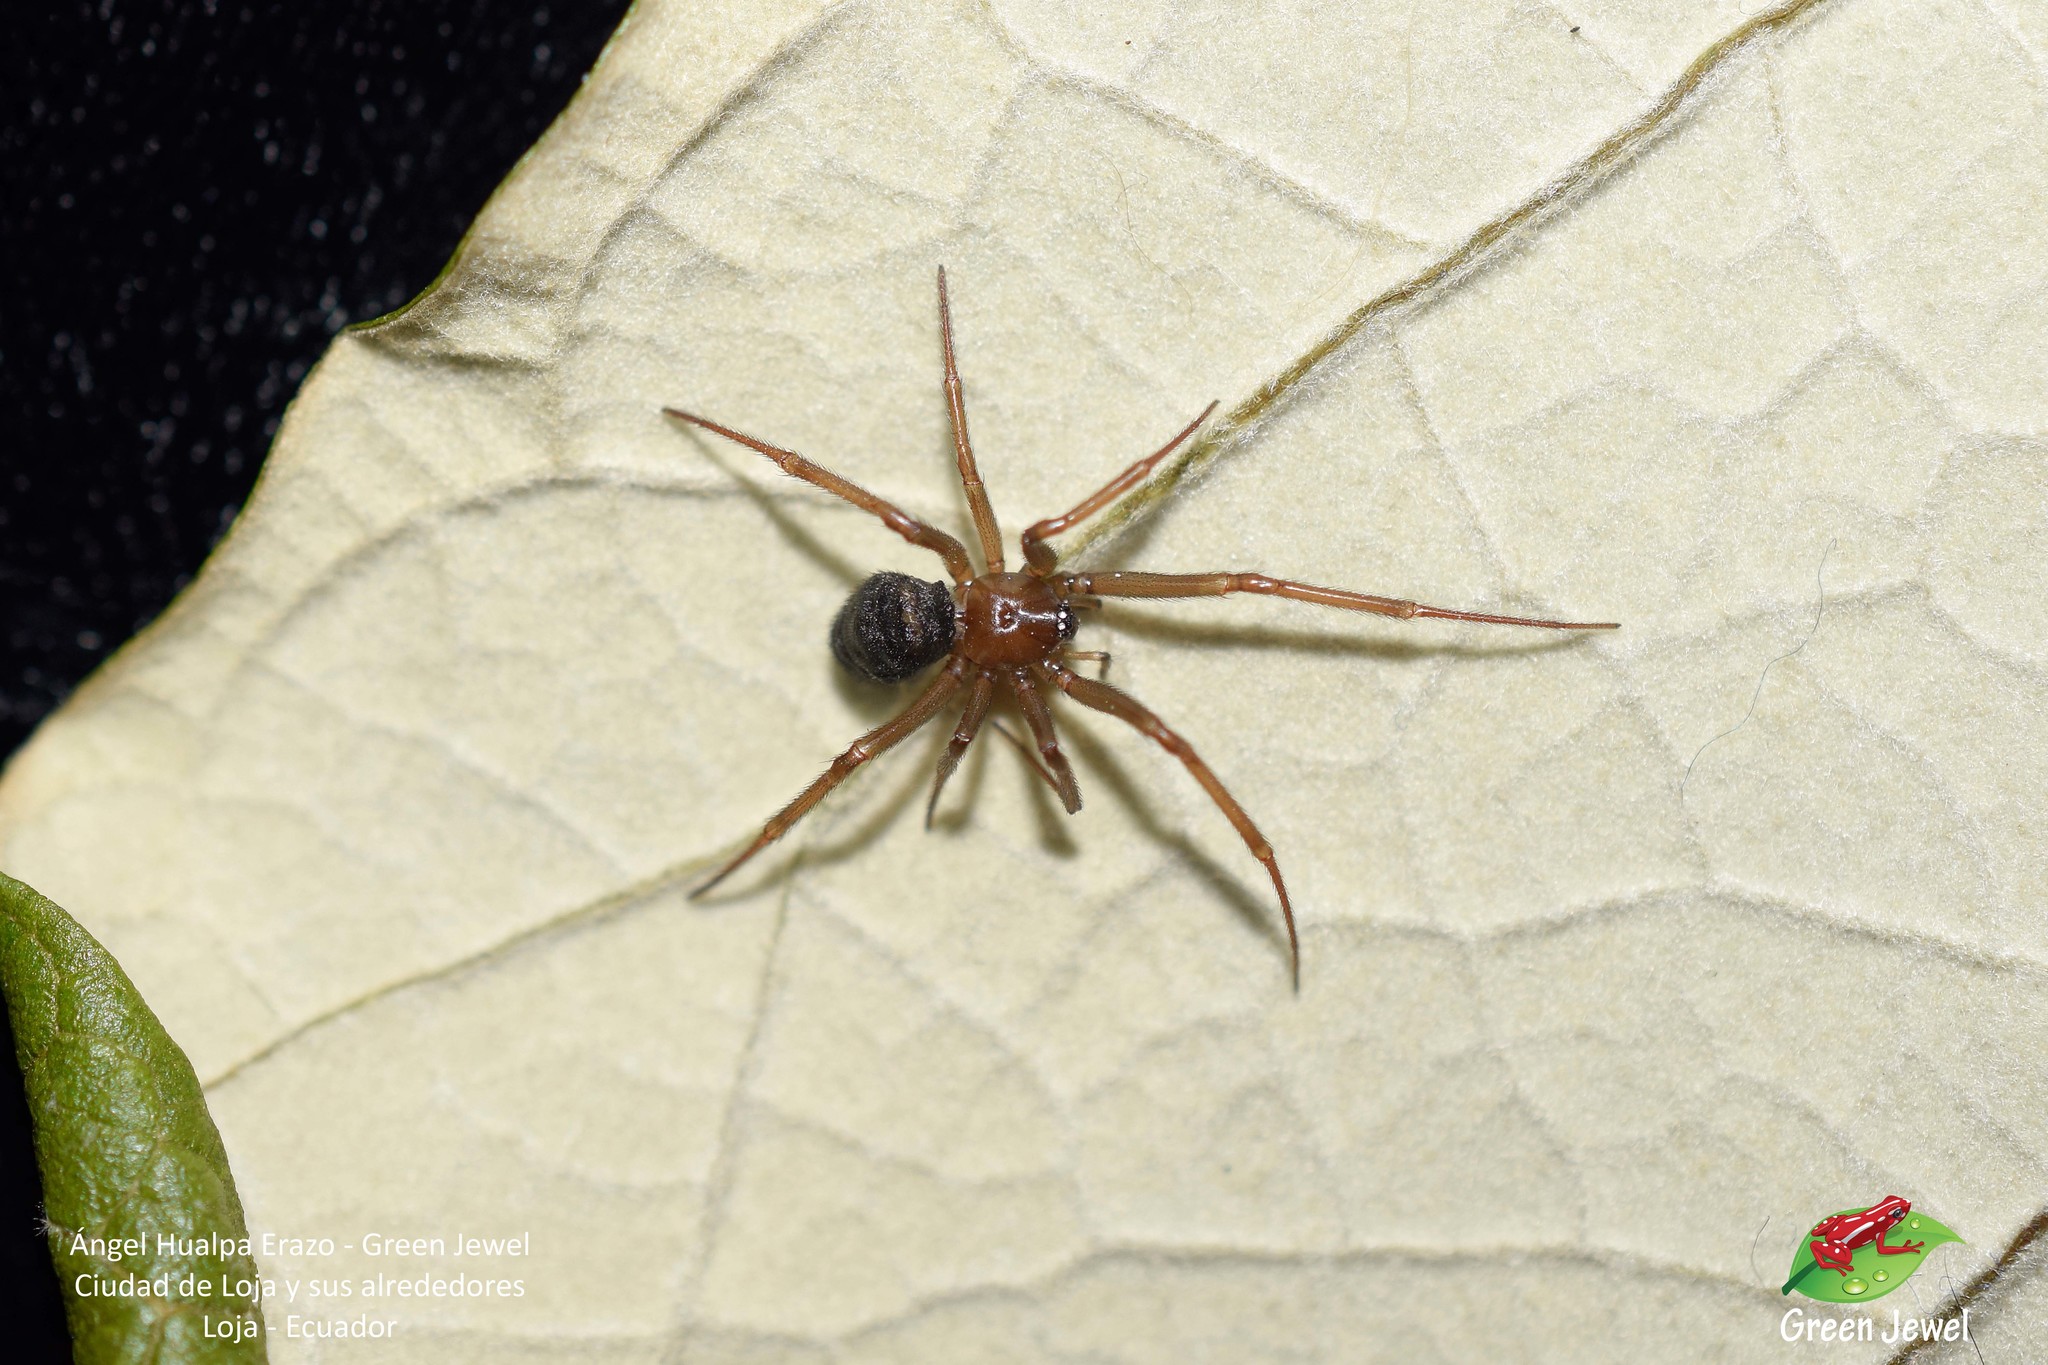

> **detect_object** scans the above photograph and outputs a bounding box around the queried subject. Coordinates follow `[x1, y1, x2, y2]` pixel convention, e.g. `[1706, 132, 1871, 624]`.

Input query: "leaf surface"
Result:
[4, 0, 2047, 1358]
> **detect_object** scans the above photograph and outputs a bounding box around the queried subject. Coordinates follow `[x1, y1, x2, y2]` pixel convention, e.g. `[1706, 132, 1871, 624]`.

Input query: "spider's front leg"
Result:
[693, 658, 969, 896]
[936, 266, 1005, 572]
[1019, 402, 1217, 575]
[1059, 570, 1618, 631]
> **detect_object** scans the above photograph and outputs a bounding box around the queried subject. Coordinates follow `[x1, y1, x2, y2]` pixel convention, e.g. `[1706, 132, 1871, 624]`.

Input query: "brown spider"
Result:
[666, 268, 1616, 990]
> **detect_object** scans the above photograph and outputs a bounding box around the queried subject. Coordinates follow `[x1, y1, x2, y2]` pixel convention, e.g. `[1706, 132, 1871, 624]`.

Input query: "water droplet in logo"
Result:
[1910, 1218, 1922, 1229]
[1843, 1278, 1868, 1295]
[1874, 1270, 1889, 1282]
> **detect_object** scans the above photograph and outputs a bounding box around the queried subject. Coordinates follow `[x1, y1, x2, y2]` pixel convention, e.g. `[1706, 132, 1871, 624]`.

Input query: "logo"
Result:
[1780, 1195, 1960, 1302]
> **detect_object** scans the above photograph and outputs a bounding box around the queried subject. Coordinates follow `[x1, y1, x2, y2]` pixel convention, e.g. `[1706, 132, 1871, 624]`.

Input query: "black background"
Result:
[2, 2, 631, 1351]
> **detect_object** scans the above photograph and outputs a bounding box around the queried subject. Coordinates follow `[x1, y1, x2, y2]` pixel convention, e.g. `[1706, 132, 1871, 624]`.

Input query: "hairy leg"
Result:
[1042, 662, 1300, 991]
[1008, 670, 1082, 814]
[694, 660, 969, 895]
[1060, 570, 1618, 631]
[1062, 649, 1112, 678]
[665, 407, 976, 585]
[936, 266, 1005, 572]
[987, 720, 1068, 799]
[926, 669, 994, 827]
[1020, 401, 1217, 575]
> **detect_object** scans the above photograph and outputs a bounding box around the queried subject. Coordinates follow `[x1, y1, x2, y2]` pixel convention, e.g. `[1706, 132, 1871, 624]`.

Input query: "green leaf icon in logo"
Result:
[1781, 1200, 1962, 1303]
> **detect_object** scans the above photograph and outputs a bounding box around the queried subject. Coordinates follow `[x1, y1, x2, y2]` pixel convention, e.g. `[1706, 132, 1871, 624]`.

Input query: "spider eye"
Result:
[830, 572, 958, 684]
[1056, 603, 1078, 642]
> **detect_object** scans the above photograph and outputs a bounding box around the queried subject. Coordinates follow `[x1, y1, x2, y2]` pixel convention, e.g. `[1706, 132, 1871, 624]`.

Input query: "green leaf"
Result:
[1781, 1207, 1963, 1303]
[0, 871, 266, 1364]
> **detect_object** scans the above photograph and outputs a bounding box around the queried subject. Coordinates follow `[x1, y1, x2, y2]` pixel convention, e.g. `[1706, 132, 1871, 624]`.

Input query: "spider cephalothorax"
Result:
[666, 268, 1616, 991]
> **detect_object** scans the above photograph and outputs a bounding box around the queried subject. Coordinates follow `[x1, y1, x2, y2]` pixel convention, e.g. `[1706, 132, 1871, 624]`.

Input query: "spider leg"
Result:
[1062, 649, 1112, 678]
[936, 266, 1005, 572]
[984, 719, 1068, 798]
[1009, 670, 1083, 814]
[664, 407, 976, 585]
[693, 659, 969, 896]
[1042, 661, 1300, 992]
[1020, 400, 1218, 575]
[1059, 571, 1619, 631]
[926, 669, 995, 828]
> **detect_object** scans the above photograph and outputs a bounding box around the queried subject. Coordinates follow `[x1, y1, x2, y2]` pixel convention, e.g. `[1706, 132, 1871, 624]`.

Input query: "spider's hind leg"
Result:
[693, 660, 968, 896]
[927, 670, 994, 828]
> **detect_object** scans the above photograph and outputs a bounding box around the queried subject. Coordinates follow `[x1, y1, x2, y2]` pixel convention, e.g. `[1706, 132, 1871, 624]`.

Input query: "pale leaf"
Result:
[4, 0, 2046, 1359]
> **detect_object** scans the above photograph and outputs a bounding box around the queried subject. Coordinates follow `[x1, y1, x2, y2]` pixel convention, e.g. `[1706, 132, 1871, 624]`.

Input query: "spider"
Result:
[665, 268, 1617, 989]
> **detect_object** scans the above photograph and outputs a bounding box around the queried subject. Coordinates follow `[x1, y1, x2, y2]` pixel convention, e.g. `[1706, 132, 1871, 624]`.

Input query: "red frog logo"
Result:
[1806, 1195, 1924, 1276]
